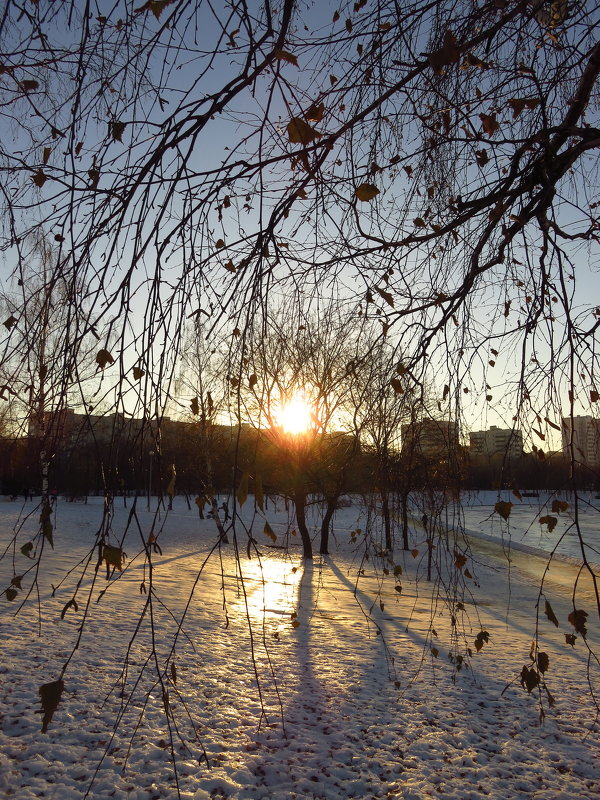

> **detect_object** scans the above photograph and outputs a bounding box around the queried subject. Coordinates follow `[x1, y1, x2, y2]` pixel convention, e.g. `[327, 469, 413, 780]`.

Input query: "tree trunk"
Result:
[319, 496, 337, 555]
[380, 490, 392, 552]
[401, 489, 410, 551]
[294, 488, 312, 559]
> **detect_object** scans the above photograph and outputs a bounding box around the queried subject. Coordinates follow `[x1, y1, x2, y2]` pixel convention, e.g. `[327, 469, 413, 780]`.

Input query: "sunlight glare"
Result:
[277, 394, 312, 435]
[231, 557, 302, 625]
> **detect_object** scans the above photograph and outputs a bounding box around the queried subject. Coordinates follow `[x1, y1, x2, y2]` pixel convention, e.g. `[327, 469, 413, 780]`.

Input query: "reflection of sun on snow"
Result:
[276, 393, 312, 435]
[234, 557, 302, 624]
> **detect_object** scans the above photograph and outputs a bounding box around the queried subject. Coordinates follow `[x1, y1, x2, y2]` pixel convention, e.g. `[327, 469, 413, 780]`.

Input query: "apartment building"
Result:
[469, 425, 523, 460]
[561, 416, 600, 468]
[401, 418, 460, 459]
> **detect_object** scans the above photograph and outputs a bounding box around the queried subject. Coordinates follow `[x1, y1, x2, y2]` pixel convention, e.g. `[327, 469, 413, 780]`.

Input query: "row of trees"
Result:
[1, 417, 583, 499]
[2, 270, 597, 561]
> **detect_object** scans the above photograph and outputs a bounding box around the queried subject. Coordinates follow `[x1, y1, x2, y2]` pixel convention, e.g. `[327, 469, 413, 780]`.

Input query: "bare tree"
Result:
[235, 300, 365, 558]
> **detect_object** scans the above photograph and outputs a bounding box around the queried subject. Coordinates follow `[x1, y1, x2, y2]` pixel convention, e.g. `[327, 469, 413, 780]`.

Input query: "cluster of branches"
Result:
[0, 1, 597, 451]
[0, 0, 599, 784]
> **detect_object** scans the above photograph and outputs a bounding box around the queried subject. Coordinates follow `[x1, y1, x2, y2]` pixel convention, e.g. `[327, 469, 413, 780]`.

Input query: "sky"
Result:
[0, 1, 599, 454]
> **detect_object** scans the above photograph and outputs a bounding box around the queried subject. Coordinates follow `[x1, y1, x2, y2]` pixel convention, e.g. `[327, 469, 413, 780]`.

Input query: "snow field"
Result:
[0, 494, 598, 799]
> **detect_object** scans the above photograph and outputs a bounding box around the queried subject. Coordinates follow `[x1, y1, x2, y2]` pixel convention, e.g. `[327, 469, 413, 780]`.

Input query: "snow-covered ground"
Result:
[0, 493, 598, 800]
[460, 489, 600, 564]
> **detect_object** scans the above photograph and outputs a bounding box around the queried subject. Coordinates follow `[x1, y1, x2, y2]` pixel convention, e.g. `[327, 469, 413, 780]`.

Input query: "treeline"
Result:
[0, 425, 593, 500]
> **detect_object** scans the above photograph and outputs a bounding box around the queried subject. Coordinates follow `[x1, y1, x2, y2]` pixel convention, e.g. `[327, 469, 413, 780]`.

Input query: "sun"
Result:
[277, 393, 312, 435]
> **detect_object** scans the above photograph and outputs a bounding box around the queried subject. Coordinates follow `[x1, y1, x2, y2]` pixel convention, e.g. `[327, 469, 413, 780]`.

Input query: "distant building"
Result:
[469, 426, 523, 460]
[561, 416, 600, 468]
[29, 408, 144, 448]
[401, 418, 459, 459]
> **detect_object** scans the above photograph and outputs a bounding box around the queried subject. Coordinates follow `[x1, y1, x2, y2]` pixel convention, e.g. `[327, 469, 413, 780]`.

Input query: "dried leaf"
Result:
[355, 183, 380, 202]
[287, 117, 320, 145]
[38, 679, 64, 733]
[255, 473, 264, 512]
[274, 49, 298, 66]
[544, 599, 559, 627]
[479, 113, 499, 136]
[508, 97, 540, 118]
[375, 286, 394, 307]
[476, 149, 489, 167]
[60, 598, 78, 619]
[551, 500, 568, 514]
[20, 541, 33, 558]
[305, 102, 325, 122]
[264, 521, 277, 542]
[236, 471, 249, 507]
[454, 552, 467, 570]
[132, 366, 145, 380]
[539, 515, 557, 532]
[568, 609, 588, 638]
[136, 0, 176, 20]
[32, 169, 46, 188]
[102, 545, 125, 571]
[18, 79, 39, 92]
[248, 373, 257, 389]
[3, 315, 17, 330]
[96, 349, 114, 369]
[474, 630, 489, 652]
[520, 666, 539, 693]
[390, 377, 403, 394]
[110, 120, 126, 141]
[494, 500, 513, 520]
[427, 30, 460, 74]
[537, 652, 549, 674]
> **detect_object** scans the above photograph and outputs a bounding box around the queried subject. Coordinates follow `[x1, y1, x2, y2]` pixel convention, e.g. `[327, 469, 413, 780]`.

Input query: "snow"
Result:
[0, 493, 599, 799]
[460, 489, 600, 564]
